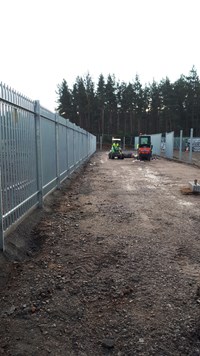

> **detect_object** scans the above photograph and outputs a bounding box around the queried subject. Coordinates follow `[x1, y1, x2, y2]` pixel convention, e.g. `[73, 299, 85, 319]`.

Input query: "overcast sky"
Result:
[0, 0, 199, 111]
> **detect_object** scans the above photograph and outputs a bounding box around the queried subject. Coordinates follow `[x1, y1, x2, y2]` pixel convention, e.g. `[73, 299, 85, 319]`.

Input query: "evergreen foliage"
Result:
[56, 67, 200, 137]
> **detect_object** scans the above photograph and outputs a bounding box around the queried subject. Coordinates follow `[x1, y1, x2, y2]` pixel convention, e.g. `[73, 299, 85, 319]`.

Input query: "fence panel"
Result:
[165, 132, 174, 158]
[0, 99, 38, 235]
[58, 122, 68, 181]
[67, 127, 74, 171]
[173, 129, 200, 166]
[74, 129, 79, 166]
[0, 83, 96, 250]
[41, 116, 57, 196]
[151, 133, 162, 155]
[134, 136, 139, 149]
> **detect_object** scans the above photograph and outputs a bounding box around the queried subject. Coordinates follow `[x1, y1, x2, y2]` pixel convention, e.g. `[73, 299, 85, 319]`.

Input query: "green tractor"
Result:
[108, 137, 124, 159]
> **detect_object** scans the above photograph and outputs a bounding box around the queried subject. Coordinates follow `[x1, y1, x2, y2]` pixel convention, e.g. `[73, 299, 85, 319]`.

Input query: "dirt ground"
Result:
[1, 152, 200, 356]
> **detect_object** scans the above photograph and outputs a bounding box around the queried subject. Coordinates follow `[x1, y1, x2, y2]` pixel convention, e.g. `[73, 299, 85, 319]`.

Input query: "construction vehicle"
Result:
[137, 135, 152, 161]
[108, 137, 124, 159]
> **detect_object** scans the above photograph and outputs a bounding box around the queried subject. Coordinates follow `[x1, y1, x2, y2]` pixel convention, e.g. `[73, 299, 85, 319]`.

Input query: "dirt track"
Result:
[1, 152, 200, 356]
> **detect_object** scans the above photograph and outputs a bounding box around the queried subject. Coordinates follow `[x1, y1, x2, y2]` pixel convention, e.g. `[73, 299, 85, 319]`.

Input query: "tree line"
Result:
[56, 66, 200, 138]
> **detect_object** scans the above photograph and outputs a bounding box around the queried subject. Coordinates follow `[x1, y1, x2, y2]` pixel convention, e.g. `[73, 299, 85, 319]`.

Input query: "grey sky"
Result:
[0, 0, 199, 111]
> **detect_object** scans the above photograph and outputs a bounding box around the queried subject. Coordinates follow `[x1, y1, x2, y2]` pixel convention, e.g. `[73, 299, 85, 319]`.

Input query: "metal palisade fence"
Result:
[0, 83, 96, 250]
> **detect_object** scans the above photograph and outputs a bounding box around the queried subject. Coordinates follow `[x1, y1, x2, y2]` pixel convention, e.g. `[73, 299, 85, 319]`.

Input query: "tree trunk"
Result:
[130, 111, 133, 134]
[101, 107, 104, 135]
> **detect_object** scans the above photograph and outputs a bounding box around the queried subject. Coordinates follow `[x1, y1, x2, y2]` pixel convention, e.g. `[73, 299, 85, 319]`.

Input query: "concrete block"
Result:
[188, 181, 200, 192]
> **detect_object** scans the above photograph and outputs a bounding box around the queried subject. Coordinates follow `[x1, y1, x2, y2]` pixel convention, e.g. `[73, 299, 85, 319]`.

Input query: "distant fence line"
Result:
[98, 130, 200, 164]
[135, 129, 199, 163]
[0, 83, 96, 250]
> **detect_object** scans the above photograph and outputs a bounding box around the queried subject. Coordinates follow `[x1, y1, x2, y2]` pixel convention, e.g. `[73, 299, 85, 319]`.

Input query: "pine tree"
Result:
[84, 73, 95, 132]
[96, 74, 106, 135]
[149, 80, 161, 133]
[56, 79, 72, 119]
[105, 74, 117, 135]
[173, 75, 187, 133]
[160, 77, 177, 133]
[72, 76, 88, 128]
[56, 67, 200, 137]
[133, 75, 144, 134]
[185, 66, 200, 135]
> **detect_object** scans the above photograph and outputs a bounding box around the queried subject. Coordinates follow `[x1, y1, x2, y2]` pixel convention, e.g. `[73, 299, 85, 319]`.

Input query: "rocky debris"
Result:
[102, 338, 115, 349]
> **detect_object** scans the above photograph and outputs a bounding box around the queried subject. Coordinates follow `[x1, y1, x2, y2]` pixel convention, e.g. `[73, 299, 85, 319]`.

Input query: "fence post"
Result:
[88, 132, 90, 157]
[78, 128, 80, 164]
[0, 168, 4, 250]
[65, 120, 69, 172]
[179, 130, 183, 160]
[55, 114, 60, 189]
[34, 100, 43, 208]
[73, 124, 76, 167]
[81, 131, 84, 161]
[189, 128, 193, 163]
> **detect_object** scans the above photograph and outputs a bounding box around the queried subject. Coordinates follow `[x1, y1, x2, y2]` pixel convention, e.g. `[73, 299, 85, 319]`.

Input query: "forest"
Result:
[56, 66, 200, 139]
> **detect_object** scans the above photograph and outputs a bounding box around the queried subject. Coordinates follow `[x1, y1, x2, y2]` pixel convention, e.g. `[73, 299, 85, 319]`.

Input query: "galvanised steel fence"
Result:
[163, 130, 200, 166]
[0, 83, 96, 250]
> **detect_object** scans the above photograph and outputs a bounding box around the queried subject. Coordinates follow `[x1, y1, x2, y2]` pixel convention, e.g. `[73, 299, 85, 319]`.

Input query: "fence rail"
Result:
[0, 83, 96, 250]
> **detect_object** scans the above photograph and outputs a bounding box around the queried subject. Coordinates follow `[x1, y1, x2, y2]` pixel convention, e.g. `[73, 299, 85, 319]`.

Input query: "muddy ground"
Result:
[1, 152, 200, 356]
